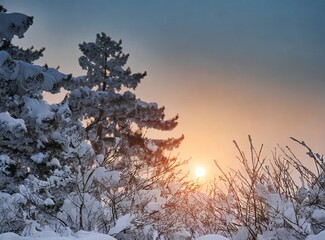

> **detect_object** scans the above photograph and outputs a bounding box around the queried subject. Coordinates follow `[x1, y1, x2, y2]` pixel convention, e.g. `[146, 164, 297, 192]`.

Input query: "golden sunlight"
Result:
[195, 166, 206, 178]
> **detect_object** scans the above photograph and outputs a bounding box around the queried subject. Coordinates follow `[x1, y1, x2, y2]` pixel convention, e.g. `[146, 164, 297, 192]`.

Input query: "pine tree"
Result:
[59, 33, 191, 237]
[0, 7, 72, 233]
[0, 5, 44, 63]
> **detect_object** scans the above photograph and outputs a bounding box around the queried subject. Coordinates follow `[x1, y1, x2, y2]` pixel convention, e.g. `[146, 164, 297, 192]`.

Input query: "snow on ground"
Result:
[196, 234, 229, 240]
[3, 230, 325, 240]
[0, 232, 232, 240]
[306, 230, 325, 240]
[0, 230, 116, 240]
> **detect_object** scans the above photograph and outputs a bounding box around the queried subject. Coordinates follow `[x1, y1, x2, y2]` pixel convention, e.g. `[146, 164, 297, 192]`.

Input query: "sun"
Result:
[195, 166, 206, 178]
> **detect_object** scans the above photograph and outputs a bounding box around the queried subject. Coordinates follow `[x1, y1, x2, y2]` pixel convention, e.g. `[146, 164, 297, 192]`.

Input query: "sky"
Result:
[3, 0, 325, 180]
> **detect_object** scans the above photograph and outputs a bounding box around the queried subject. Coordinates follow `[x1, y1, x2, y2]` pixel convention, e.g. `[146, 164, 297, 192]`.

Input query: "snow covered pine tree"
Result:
[0, 5, 44, 63]
[58, 33, 194, 238]
[0, 5, 75, 234]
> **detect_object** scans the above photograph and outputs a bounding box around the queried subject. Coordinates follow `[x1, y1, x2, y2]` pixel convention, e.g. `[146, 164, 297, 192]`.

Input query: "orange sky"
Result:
[135, 63, 325, 181]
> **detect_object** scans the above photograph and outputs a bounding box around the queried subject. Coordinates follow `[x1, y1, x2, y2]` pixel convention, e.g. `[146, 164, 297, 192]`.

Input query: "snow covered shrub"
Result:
[0, 192, 27, 233]
[191, 136, 325, 240]
[267, 138, 325, 238]
[206, 136, 270, 239]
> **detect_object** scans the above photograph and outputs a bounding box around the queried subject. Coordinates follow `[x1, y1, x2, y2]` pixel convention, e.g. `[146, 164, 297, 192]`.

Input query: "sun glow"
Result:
[195, 166, 206, 178]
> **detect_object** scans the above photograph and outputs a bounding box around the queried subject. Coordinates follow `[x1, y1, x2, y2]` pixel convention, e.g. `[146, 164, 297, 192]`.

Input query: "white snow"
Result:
[30, 153, 46, 164]
[47, 158, 62, 168]
[146, 140, 158, 152]
[112, 65, 124, 73]
[41, 67, 67, 91]
[43, 198, 54, 206]
[136, 100, 158, 109]
[42, 72, 57, 91]
[0, 155, 15, 174]
[136, 188, 166, 214]
[233, 227, 250, 240]
[0, 154, 15, 165]
[0, 12, 32, 40]
[0, 230, 117, 240]
[93, 167, 120, 184]
[51, 132, 68, 146]
[41, 67, 66, 91]
[0, 55, 48, 83]
[312, 209, 325, 222]
[0, 51, 66, 93]
[136, 100, 148, 108]
[146, 201, 162, 212]
[306, 230, 325, 240]
[0, 50, 11, 66]
[108, 214, 134, 235]
[148, 102, 158, 109]
[196, 234, 229, 240]
[11, 193, 26, 204]
[23, 97, 55, 124]
[0, 112, 27, 131]
[54, 102, 71, 122]
[15, 61, 42, 81]
[96, 154, 105, 164]
[0, 192, 27, 231]
[76, 231, 117, 240]
[77, 142, 93, 158]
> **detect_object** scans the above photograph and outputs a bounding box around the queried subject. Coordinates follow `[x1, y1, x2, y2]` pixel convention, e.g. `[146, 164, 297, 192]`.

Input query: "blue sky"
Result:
[4, 0, 325, 179]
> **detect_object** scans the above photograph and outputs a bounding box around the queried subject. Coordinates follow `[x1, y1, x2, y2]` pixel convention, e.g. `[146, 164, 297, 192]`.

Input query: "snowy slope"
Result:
[0, 230, 117, 240]
[196, 234, 229, 240]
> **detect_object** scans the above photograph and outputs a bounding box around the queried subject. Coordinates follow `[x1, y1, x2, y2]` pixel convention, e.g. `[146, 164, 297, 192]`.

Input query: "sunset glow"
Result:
[195, 166, 206, 178]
